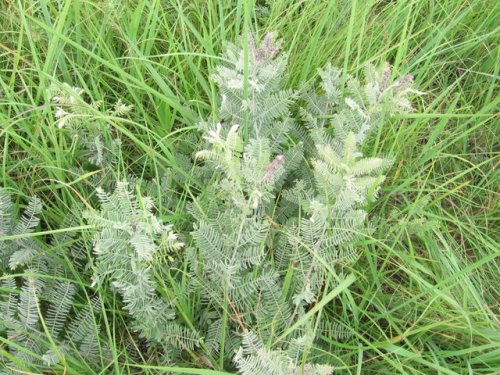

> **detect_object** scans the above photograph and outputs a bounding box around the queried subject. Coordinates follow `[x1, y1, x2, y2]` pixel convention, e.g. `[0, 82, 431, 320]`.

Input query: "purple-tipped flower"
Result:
[262, 155, 285, 182]
[248, 32, 257, 57]
[394, 74, 414, 91]
[380, 64, 392, 91]
[255, 32, 280, 62]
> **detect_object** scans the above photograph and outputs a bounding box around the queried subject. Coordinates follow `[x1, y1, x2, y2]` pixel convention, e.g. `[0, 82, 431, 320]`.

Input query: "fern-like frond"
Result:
[234, 331, 332, 375]
[17, 274, 43, 331]
[45, 281, 76, 337]
[0, 188, 14, 236]
[0, 278, 18, 329]
[8, 247, 38, 270]
[13, 196, 42, 235]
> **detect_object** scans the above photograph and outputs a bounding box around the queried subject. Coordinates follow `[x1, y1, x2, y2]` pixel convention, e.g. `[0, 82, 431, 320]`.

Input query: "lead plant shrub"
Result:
[186, 33, 419, 373]
[0, 33, 419, 373]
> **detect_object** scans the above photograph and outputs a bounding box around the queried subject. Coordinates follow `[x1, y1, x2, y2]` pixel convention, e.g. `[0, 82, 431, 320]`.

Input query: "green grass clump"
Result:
[1, 1, 498, 374]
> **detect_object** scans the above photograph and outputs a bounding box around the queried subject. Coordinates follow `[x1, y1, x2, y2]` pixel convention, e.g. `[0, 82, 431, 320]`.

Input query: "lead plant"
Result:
[0, 32, 418, 374]
[84, 182, 199, 359]
[188, 33, 418, 373]
[50, 82, 131, 169]
[0, 189, 103, 372]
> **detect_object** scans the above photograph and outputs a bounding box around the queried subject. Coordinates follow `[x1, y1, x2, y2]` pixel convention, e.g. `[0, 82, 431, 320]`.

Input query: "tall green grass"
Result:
[1, 0, 498, 373]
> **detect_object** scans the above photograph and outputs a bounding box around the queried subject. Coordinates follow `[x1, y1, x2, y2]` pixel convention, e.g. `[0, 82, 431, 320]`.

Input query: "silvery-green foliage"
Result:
[213, 32, 299, 146]
[189, 32, 418, 372]
[233, 331, 333, 375]
[50, 82, 130, 168]
[302, 62, 420, 147]
[1, 32, 419, 373]
[273, 59, 419, 318]
[85, 182, 199, 349]
[317, 320, 352, 343]
[188, 33, 315, 368]
[0, 188, 42, 270]
[190, 121, 292, 346]
[0, 189, 102, 372]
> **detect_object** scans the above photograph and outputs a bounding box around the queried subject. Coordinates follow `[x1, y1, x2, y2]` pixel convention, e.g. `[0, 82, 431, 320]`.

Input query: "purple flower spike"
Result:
[262, 155, 285, 182]
[380, 64, 392, 91]
[394, 74, 414, 91]
[256, 32, 281, 62]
